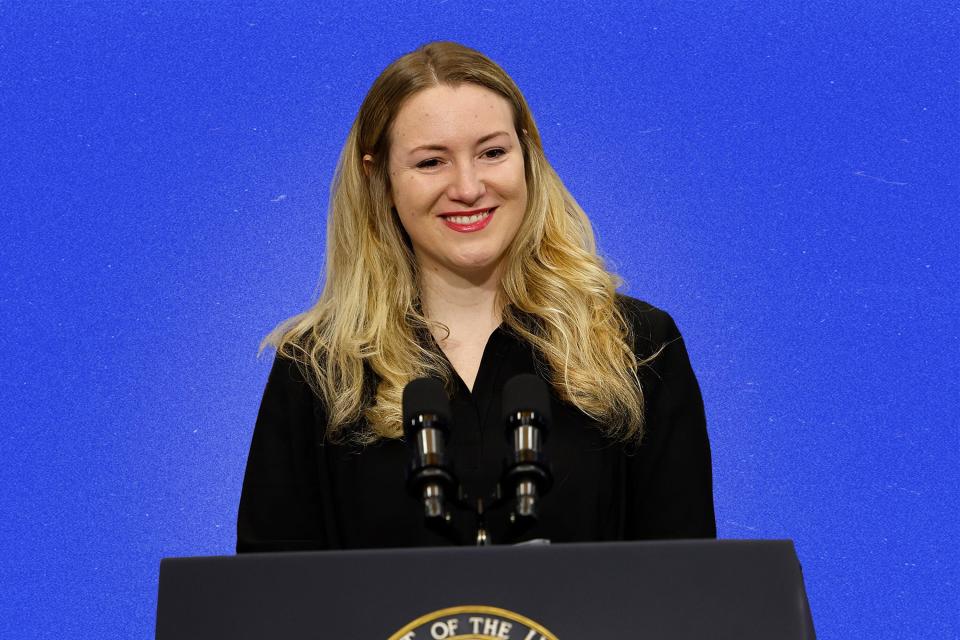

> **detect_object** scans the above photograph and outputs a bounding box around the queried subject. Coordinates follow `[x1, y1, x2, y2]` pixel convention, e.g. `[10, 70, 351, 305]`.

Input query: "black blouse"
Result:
[237, 297, 715, 552]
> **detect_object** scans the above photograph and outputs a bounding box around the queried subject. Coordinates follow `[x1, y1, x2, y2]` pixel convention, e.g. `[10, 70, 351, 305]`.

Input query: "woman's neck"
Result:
[419, 264, 502, 343]
[418, 264, 503, 391]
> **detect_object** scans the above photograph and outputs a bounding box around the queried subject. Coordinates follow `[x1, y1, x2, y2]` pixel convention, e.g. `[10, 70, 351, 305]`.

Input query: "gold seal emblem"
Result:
[388, 605, 559, 640]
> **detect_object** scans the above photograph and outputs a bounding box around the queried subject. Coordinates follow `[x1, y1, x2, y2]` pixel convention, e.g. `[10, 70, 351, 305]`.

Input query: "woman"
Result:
[237, 41, 715, 552]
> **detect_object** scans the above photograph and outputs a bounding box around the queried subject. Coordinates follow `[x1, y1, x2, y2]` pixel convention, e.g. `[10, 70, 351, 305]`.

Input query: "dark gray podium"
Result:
[156, 539, 815, 639]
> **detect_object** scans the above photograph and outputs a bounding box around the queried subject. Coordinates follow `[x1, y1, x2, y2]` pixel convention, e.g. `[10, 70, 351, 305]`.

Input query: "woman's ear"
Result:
[363, 154, 393, 206]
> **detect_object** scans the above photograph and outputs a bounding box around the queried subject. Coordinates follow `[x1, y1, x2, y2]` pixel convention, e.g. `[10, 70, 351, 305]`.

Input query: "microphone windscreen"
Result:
[402, 377, 452, 436]
[501, 373, 552, 426]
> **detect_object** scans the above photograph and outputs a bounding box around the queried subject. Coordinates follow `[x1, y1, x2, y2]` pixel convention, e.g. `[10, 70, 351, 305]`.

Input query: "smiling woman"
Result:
[237, 41, 715, 551]
[376, 83, 529, 389]
[381, 84, 527, 282]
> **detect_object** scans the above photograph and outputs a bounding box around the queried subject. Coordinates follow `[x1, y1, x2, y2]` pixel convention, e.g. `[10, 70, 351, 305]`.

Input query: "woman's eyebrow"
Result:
[407, 130, 511, 155]
[475, 130, 510, 145]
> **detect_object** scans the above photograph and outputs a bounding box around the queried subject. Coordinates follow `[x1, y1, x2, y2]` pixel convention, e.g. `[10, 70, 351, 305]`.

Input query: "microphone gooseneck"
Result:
[402, 377, 457, 524]
[501, 373, 554, 522]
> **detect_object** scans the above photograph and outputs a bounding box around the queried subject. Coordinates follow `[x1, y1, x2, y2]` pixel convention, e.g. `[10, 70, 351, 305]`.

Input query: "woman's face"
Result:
[384, 83, 527, 280]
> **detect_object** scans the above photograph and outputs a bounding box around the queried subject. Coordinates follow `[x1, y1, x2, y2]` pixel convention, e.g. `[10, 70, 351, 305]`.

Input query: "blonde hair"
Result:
[267, 41, 650, 444]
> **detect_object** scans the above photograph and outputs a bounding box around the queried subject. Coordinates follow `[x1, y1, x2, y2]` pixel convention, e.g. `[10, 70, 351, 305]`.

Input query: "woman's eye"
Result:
[483, 148, 506, 159]
[416, 158, 441, 169]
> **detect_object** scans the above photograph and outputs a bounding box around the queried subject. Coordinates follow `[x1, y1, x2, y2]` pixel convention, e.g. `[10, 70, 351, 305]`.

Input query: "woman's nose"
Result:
[447, 162, 486, 204]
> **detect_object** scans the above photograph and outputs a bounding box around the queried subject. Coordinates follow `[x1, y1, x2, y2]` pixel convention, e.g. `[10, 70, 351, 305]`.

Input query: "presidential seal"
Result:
[388, 605, 558, 640]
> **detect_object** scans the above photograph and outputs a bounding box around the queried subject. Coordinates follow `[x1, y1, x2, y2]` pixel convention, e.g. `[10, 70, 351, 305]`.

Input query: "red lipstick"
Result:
[439, 207, 496, 233]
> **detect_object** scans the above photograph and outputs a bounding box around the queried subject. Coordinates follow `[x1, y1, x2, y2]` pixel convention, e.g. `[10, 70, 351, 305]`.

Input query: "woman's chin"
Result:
[443, 254, 503, 280]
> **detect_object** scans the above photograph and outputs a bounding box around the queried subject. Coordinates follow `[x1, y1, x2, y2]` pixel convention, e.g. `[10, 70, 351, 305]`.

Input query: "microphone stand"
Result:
[403, 374, 553, 546]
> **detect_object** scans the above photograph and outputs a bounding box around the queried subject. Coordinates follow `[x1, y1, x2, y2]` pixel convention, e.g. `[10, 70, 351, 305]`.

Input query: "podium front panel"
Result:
[156, 539, 815, 639]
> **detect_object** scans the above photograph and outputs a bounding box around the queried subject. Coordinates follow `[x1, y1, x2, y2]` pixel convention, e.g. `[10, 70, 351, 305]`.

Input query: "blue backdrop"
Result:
[1, 2, 957, 638]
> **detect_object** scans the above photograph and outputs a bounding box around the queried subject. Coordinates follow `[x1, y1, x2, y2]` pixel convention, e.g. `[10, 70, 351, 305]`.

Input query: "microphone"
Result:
[402, 377, 457, 522]
[501, 374, 553, 520]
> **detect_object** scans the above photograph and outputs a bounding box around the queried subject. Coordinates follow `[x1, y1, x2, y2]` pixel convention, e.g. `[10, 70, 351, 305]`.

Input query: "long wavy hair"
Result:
[267, 41, 650, 444]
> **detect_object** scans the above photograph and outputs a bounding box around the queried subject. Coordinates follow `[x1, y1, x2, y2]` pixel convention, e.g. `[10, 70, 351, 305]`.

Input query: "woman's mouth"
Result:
[439, 207, 496, 232]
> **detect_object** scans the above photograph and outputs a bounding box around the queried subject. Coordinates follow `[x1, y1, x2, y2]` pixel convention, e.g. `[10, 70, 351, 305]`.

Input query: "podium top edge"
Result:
[160, 538, 798, 565]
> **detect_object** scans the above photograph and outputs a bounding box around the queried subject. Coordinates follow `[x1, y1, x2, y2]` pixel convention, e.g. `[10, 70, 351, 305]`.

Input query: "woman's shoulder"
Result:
[261, 350, 328, 419]
[615, 294, 684, 353]
[267, 349, 312, 386]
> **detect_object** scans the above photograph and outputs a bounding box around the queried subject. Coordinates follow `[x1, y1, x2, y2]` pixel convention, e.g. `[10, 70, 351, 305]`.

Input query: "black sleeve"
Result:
[236, 355, 329, 552]
[623, 300, 717, 539]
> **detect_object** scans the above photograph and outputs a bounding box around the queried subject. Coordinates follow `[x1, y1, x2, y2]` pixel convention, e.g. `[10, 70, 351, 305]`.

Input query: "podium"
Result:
[156, 539, 815, 639]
